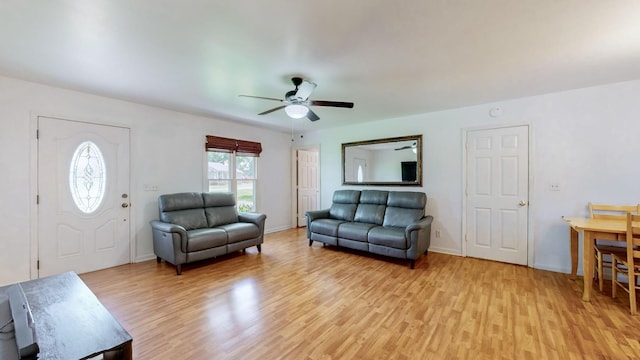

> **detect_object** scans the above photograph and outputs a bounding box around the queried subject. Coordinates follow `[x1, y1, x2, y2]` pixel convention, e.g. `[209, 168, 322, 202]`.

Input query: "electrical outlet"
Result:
[549, 183, 560, 191]
[435, 230, 441, 238]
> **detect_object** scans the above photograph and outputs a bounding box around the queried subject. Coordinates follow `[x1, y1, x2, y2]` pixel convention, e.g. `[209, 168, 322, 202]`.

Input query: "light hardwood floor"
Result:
[80, 228, 640, 359]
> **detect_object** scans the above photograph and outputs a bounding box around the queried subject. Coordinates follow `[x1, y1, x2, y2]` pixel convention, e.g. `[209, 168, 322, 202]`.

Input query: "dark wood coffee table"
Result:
[8, 271, 132, 359]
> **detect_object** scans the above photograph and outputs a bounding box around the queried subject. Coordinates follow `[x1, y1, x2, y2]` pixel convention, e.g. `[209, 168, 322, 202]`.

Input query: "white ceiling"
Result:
[1, 1, 640, 133]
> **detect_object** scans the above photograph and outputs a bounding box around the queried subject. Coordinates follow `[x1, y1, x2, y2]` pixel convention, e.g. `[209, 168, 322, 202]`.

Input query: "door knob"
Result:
[519, 200, 528, 206]
[121, 203, 129, 208]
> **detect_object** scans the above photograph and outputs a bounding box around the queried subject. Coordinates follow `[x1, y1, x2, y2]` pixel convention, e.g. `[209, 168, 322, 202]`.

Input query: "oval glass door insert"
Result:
[69, 141, 106, 213]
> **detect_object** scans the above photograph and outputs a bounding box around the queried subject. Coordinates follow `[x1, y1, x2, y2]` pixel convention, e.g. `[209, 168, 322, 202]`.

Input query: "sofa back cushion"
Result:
[329, 190, 360, 221]
[355, 190, 389, 225]
[203, 192, 239, 227]
[158, 192, 208, 230]
[382, 192, 427, 227]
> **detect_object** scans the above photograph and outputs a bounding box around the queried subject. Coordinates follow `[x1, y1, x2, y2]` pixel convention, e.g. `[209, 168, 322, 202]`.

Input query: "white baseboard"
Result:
[427, 247, 462, 256]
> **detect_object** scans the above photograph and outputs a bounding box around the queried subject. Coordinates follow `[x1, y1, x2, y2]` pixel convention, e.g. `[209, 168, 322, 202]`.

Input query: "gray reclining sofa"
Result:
[306, 190, 433, 268]
[150, 192, 266, 275]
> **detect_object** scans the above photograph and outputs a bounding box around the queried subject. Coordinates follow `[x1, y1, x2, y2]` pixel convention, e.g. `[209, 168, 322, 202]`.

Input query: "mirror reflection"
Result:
[342, 135, 422, 186]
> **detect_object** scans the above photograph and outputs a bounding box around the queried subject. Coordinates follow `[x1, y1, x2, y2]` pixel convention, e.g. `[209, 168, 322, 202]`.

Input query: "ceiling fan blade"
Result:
[239, 95, 284, 102]
[258, 105, 286, 115]
[306, 109, 320, 122]
[294, 81, 317, 101]
[310, 100, 354, 108]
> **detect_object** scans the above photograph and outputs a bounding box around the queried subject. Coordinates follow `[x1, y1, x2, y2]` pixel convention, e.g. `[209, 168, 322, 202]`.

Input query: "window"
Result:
[69, 141, 106, 213]
[206, 136, 261, 212]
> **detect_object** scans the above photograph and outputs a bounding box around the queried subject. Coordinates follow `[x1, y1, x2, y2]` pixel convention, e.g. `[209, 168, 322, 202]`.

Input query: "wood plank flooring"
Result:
[80, 228, 640, 359]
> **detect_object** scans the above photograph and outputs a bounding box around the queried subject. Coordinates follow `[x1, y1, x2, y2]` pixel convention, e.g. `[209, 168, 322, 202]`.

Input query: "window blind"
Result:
[206, 135, 262, 156]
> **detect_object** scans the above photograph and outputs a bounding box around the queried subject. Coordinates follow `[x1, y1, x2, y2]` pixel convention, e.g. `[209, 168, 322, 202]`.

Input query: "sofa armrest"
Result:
[305, 209, 330, 239]
[238, 212, 266, 227]
[150, 220, 188, 267]
[405, 215, 434, 259]
[405, 215, 434, 234]
[305, 209, 330, 223]
[150, 220, 187, 238]
[238, 212, 267, 244]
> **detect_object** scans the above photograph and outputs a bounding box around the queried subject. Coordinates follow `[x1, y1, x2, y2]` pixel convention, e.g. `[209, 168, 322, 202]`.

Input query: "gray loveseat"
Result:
[150, 192, 266, 275]
[306, 190, 433, 268]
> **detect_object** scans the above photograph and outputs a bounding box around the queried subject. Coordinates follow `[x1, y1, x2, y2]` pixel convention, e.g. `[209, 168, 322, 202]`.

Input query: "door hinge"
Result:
[37, 260, 40, 270]
[36, 129, 39, 139]
[36, 195, 39, 204]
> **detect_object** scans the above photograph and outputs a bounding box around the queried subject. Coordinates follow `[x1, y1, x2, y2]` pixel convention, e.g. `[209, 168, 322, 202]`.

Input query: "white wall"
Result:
[0, 75, 292, 286]
[293, 79, 640, 275]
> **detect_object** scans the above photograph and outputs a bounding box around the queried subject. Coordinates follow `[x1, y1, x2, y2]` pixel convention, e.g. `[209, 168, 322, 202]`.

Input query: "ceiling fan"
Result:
[394, 142, 417, 151]
[239, 77, 354, 122]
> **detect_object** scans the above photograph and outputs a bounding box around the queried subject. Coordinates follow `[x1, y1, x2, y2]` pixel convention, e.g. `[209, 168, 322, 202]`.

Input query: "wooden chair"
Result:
[611, 213, 640, 315]
[588, 203, 640, 292]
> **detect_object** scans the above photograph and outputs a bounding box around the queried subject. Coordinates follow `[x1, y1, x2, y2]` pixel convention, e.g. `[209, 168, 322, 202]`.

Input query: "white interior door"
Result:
[297, 149, 319, 227]
[38, 116, 130, 277]
[465, 125, 529, 265]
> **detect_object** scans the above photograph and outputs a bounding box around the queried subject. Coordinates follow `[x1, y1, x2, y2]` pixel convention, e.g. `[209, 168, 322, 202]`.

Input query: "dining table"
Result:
[562, 216, 627, 302]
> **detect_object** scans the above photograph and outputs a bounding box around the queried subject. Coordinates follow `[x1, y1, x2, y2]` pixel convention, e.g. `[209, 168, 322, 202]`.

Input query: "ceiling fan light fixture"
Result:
[284, 104, 309, 119]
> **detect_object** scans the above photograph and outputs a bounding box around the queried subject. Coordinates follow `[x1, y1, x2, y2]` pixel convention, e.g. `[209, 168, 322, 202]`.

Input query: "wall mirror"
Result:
[342, 134, 422, 186]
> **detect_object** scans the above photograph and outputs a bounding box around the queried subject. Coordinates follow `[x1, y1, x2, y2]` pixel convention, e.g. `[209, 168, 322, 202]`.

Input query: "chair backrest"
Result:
[588, 203, 640, 220]
[626, 213, 640, 264]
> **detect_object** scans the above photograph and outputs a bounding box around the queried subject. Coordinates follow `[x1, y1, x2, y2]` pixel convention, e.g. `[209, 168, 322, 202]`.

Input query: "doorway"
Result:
[295, 147, 320, 227]
[37, 116, 131, 277]
[464, 125, 530, 265]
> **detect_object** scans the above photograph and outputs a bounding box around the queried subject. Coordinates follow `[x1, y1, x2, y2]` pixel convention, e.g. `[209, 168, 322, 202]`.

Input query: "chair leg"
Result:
[176, 264, 182, 276]
[612, 258, 618, 299]
[630, 274, 637, 315]
[598, 252, 604, 292]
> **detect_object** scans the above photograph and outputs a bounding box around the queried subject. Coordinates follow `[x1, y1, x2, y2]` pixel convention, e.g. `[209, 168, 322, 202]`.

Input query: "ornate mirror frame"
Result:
[342, 134, 422, 186]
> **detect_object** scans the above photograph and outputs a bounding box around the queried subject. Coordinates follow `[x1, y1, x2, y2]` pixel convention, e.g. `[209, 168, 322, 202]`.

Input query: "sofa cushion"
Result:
[359, 190, 388, 205]
[158, 192, 209, 230]
[333, 190, 361, 204]
[310, 218, 346, 237]
[328, 190, 360, 221]
[383, 208, 424, 228]
[163, 209, 208, 230]
[354, 204, 386, 225]
[202, 192, 236, 207]
[158, 192, 204, 211]
[383, 192, 426, 228]
[219, 222, 260, 243]
[338, 222, 378, 241]
[184, 228, 227, 252]
[202, 192, 239, 227]
[205, 207, 239, 227]
[387, 191, 426, 209]
[368, 226, 407, 249]
[329, 204, 358, 221]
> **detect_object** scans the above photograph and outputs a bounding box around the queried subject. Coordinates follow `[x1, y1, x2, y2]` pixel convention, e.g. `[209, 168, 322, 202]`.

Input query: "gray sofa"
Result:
[306, 190, 433, 268]
[150, 192, 266, 275]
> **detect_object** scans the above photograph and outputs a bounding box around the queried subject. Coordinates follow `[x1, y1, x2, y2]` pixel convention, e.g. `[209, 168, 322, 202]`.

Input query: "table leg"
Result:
[570, 227, 579, 280]
[582, 230, 594, 302]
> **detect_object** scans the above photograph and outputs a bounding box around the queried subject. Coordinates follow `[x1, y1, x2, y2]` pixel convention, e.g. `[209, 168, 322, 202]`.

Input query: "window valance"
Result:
[206, 135, 262, 156]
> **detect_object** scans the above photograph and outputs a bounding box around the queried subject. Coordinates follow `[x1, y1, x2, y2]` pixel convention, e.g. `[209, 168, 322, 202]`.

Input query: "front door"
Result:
[465, 125, 529, 265]
[297, 148, 320, 227]
[37, 116, 131, 277]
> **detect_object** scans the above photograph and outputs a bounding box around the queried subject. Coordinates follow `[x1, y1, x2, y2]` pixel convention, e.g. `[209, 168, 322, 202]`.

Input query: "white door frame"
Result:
[29, 113, 134, 279]
[461, 123, 535, 267]
[290, 144, 321, 228]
